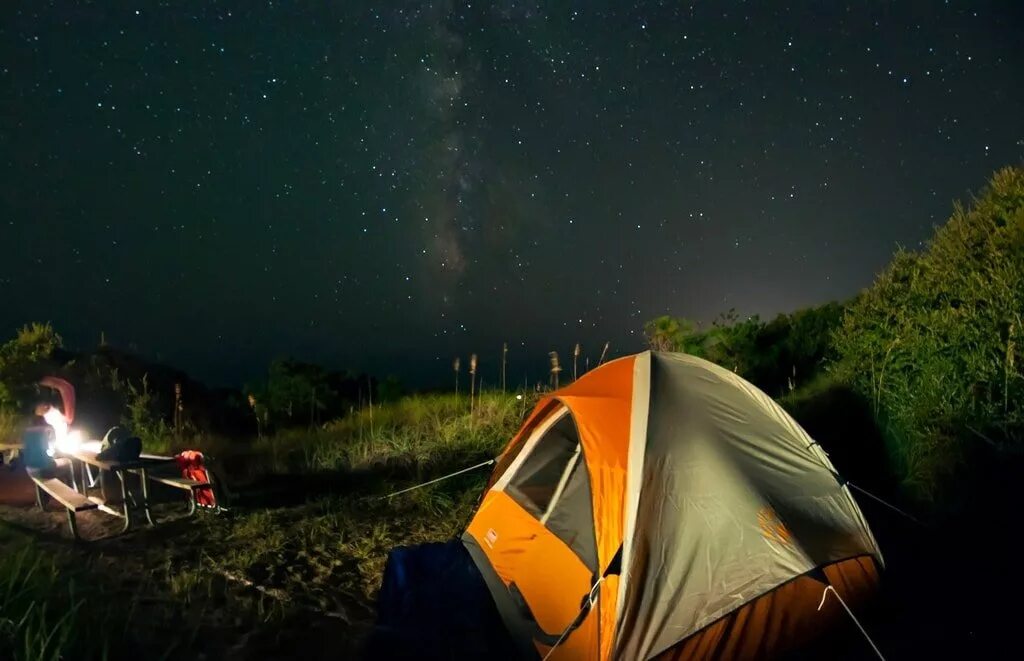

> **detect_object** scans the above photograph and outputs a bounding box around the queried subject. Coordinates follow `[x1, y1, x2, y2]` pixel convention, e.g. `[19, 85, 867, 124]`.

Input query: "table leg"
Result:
[69, 458, 79, 492]
[140, 467, 156, 526]
[118, 471, 132, 532]
[66, 511, 82, 541]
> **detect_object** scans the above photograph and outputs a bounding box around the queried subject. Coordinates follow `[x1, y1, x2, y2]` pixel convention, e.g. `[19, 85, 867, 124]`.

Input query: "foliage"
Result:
[701, 310, 765, 376]
[643, 304, 844, 396]
[746, 302, 846, 395]
[376, 375, 405, 404]
[643, 316, 704, 353]
[122, 374, 173, 448]
[833, 166, 1024, 500]
[0, 323, 63, 410]
[247, 359, 337, 429]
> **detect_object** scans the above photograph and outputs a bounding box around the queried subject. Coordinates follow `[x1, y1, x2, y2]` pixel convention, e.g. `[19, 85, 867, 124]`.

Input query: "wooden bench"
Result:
[129, 460, 215, 516]
[27, 467, 98, 540]
[148, 474, 212, 514]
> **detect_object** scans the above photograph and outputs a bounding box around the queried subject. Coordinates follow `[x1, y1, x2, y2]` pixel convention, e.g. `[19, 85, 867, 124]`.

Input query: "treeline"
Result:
[644, 303, 844, 398]
[0, 326, 400, 442]
[243, 360, 404, 437]
[646, 166, 1024, 505]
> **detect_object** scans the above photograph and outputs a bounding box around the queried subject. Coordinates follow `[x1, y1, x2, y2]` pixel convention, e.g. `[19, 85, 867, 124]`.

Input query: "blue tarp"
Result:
[366, 538, 519, 659]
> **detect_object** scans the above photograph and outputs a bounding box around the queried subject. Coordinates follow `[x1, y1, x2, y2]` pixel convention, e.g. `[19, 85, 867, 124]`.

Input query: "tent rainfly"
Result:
[462, 351, 882, 659]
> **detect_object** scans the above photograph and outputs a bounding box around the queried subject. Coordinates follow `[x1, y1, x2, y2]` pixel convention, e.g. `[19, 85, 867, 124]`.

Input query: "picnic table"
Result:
[25, 444, 217, 540]
[61, 448, 178, 533]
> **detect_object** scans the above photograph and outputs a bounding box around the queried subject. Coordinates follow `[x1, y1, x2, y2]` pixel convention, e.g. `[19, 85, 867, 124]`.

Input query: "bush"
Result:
[0, 322, 63, 411]
[833, 166, 1024, 501]
[643, 303, 845, 397]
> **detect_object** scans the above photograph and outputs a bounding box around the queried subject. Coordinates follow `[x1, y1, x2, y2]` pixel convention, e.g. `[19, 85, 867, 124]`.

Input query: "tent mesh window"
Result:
[506, 413, 598, 571]
[487, 401, 563, 487]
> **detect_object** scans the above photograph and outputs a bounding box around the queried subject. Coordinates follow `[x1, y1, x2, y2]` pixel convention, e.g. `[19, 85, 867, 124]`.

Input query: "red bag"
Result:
[174, 450, 217, 508]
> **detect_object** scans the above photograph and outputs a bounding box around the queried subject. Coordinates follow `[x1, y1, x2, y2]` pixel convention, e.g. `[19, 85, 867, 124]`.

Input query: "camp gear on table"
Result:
[97, 425, 142, 463]
[174, 450, 217, 509]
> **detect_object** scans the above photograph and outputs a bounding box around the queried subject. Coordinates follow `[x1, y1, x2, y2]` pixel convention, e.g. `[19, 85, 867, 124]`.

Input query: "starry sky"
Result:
[2, 1, 1023, 388]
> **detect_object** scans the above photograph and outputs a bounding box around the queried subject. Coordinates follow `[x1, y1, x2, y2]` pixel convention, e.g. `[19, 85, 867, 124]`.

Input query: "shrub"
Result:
[833, 166, 1024, 500]
[0, 322, 63, 411]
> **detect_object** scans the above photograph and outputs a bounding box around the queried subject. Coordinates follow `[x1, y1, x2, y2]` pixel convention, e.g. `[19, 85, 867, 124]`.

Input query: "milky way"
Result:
[1, 2, 1022, 387]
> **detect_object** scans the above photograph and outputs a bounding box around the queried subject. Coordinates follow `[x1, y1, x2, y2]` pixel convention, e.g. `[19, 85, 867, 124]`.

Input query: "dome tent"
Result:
[460, 351, 882, 659]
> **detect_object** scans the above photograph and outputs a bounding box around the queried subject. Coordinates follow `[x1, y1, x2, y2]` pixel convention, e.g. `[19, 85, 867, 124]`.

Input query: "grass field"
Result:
[0, 391, 532, 659]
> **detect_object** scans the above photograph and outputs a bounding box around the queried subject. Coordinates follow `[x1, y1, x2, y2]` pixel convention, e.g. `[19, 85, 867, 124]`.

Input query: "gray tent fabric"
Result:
[614, 352, 880, 659]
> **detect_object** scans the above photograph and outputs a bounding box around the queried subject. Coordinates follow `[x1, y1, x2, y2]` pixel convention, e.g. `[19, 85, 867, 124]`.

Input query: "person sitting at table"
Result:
[35, 376, 76, 443]
[23, 393, 69, 475]
[20, 423, 57, 473]
[23, 376, 78, 475]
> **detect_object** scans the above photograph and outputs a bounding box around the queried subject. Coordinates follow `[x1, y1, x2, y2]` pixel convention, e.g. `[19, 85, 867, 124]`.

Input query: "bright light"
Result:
[81, 440, 103, 454]
[42, 407, 68, 441]
[55, 429, 85, 455]
[516, 394, 523, 401]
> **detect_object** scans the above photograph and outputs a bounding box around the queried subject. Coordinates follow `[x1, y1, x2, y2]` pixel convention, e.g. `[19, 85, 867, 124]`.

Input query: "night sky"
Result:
[2, 2, 1023, 388]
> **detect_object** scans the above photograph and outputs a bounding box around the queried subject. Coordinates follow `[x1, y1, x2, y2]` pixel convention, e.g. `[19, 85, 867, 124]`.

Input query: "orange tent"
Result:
[462, 351, 881, 659]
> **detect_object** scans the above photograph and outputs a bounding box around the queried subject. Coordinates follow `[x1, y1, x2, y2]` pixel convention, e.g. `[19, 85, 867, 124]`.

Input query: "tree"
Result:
[643, 303, 845, 396]
[253, 359, 336, 428]
[643, 316, 707, 354]
[745, 302, 846, 395]
[0, 323, 63, 410]
[702, 311, 764, 376]
[377, 375, 405, 403]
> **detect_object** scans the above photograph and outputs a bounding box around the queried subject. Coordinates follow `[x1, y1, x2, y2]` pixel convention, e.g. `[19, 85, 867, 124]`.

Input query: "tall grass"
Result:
[133, 392, 530, 481]
[158, 391, 536, 616]
[0, 528, 116, 660]
[241, 391, 528, 479]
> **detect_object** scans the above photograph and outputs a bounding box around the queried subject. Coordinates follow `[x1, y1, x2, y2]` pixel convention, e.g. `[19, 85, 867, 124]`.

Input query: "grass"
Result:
[0, 526, 119, 661]
[255, 392, 524, 472]
[174, 391, 532, 609]
[0, 389, 556, 657]
[139, 391, 531, 493]
[0, 389, 536, 658]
